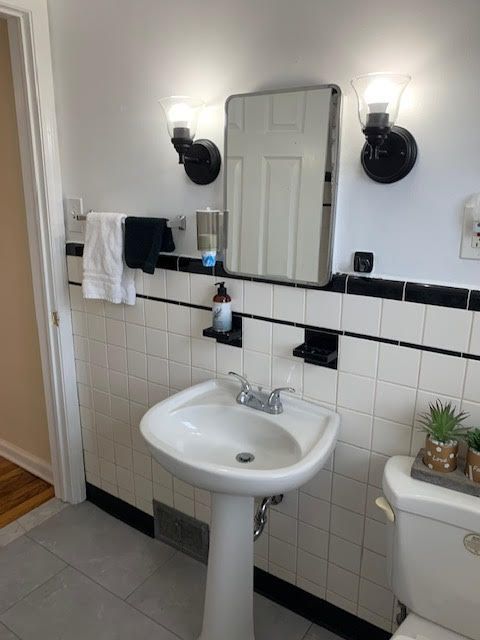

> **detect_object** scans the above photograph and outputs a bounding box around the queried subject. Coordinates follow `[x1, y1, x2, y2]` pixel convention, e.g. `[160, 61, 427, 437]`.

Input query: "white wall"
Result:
[48, 0, 480, 288]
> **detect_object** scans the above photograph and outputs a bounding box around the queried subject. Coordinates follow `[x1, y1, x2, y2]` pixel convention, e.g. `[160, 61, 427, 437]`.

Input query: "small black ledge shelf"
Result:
[202, 315, 242, 348]
[293, 329, 338, 369]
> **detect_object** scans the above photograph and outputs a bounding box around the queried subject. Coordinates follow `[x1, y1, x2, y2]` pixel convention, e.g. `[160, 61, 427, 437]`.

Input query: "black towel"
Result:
[124, 217, 175, 274]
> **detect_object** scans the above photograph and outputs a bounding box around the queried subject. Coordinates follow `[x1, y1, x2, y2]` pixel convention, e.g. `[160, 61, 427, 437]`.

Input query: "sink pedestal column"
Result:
[199, 493, 255, 640]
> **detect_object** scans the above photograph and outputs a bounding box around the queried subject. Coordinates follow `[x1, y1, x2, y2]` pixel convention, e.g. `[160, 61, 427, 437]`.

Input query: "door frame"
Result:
[0, 0, 85, 503]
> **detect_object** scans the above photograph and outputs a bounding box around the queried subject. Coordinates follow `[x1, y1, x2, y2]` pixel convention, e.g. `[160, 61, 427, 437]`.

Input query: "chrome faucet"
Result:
[228, 372, 294, 415]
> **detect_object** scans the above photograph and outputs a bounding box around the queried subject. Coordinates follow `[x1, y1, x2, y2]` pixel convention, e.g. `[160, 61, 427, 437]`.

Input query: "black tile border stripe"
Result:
[86, 483, 389, 640]
[68, 280, 478, 361]
[67, 242, 480, 309]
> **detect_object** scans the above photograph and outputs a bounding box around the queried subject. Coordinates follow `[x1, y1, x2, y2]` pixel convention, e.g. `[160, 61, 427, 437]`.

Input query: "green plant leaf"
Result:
[418, 400, 470, 444]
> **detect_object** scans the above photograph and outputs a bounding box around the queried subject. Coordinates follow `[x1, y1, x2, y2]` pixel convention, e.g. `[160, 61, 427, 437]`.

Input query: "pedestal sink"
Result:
[140, 378, 339, 640]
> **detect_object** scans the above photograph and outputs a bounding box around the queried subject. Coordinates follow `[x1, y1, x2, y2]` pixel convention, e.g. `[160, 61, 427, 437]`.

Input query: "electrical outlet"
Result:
[65, 197, 84, 234]
[471, 236, 480, 249]
[460, 193, 480, 260]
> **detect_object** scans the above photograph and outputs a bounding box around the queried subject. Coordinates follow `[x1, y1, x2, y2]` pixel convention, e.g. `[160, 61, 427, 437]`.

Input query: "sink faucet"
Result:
[228, 372, 294, 415]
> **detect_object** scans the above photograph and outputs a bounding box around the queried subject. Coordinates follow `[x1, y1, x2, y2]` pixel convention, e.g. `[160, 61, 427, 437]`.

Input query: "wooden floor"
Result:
[0, 456, 54, 528]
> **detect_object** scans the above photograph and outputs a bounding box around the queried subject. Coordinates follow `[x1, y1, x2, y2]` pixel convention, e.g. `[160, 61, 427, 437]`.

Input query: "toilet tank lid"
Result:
[383, 456, 480, 531]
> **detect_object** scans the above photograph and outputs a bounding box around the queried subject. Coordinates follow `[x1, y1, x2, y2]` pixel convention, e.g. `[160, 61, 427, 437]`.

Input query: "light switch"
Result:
[460, 193, 480, 260]
[65, 197, 84, 234]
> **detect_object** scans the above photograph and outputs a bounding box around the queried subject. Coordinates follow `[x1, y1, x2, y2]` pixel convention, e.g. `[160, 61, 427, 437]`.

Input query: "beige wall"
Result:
[0, 19, 51, 465]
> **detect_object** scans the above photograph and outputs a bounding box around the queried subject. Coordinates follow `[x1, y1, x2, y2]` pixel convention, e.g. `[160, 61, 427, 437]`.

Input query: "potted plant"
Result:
[465, 428, 480, 483]
[419, 401, 469, 473]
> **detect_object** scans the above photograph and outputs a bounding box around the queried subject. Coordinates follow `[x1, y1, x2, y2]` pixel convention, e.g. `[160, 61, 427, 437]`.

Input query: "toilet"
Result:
[380, 456, 480, 640]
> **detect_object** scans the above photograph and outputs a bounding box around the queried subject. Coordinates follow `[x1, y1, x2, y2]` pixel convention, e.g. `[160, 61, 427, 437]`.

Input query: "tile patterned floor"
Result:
[0, 500, 343, 640]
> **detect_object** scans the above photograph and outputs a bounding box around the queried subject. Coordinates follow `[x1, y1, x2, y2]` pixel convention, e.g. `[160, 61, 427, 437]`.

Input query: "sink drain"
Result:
[236, 452, 255, 464]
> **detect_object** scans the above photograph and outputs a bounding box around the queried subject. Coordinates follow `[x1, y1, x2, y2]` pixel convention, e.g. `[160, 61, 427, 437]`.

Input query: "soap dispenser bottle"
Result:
[212, 282, 232, 333]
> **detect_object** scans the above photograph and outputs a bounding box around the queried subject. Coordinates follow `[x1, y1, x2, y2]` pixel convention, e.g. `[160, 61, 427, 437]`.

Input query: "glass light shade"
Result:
[158, 96, 205, 140]
[351, 73, 411, 129]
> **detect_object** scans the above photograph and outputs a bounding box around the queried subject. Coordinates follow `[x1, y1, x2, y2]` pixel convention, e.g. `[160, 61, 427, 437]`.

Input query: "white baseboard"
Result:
[0, 438, 53, 484]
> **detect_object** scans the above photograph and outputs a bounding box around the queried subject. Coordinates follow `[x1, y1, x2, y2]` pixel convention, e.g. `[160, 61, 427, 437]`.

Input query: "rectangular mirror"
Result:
[224, 85, 341, 286]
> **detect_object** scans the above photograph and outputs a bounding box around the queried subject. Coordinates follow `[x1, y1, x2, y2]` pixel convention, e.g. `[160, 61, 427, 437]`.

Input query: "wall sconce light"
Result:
[158, 96, 221, 185]
[351, 73, 417, 183]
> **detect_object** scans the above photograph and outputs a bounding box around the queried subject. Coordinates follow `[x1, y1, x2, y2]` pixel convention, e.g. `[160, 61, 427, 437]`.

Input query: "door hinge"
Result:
[52, 311, 60, 327]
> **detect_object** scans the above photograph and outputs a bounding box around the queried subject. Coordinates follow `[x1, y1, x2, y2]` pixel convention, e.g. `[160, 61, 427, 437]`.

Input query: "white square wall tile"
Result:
[305, 289, 342, 330]
[166, 270, 190, 302]
[329, 535, 362, 574]
[272, 356, 303, 393]
[334, 442, 370, 483]
[327, 563, 359, 602]
[419, 351, 466, 398]
[168, 333, 191, 365]
[469, 313, 480, 355]
[342, 294, 382, 336]
[268, 536, 297, 573]
[374, 381, 417, 425]
[191, 338, 216, 371]
[297, 550, 328, 588]
[372, 418, 412, 456]
[190, 273, 216, 307]
[143, 270, 166, 298]
[358, 578, 394, 620]
[337, 372, 375, 415]
[243, 318, 272, 354]
[167, 303, 191, 336]
[272, 324, 304, 359]
[145, 299, 167, 330]
[330, 504, 364, 545]
[146, 328, 167, 358]
[331, 474, 367, 515]
[378, 343, 420, 387]
[301, 469, 332, 501]
[147, 355, 168, 386]
[337, 408, 373, 449]
[190, 308, 211, 340]
[168, 362, 191, 390]
[273, 285, 305, 323]
[298, 522, 329, 559]
[423, 306, 473, 352]
[106, 319, 126, 347]
[299, 493, 330, 530]
[244, 351, 271, 388]
[464, 359, 480, 402]
[339, 336, 378, 378]
[126, 324, 146, 353]
[380, 299, 425, 343]
[303, 364, 337, 405]
[243, 281, 273, 317]
[124, 298, 144, 325]
[216, 344, 242, 376]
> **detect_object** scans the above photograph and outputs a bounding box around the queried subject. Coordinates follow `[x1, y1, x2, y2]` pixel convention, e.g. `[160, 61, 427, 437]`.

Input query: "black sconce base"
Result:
[361, 126, 417, 184]
[184, 139, 221, 185]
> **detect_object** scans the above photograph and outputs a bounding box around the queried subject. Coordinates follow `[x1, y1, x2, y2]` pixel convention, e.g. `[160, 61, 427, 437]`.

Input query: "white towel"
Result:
[82, 212, 136, 305]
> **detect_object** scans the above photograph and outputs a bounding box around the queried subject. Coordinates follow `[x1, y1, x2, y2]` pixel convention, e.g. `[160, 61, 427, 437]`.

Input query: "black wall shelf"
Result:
[293, 329, 338, 369]
[203, 315, 242, 348]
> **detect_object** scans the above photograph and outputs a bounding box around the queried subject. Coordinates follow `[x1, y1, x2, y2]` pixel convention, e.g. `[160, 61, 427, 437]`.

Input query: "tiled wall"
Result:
[66, 254, 480, 633]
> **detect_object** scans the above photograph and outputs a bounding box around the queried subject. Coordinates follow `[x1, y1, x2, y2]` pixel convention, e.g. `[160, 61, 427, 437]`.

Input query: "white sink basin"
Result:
[140, 378, 339, 640]
[140, 378, 339, 496]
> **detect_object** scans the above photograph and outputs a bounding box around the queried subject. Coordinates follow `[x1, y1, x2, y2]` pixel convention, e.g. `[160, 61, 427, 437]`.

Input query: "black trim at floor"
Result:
[86, 483, 390, 640]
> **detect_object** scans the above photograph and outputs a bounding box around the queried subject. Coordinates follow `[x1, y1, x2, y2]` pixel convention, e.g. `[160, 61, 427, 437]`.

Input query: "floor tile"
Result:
[0, 536, 65, 613]
[254, 594, 311, 640]
[1, 566, 177, 640]
[17, 498, 68, 532]
[0, 623, 18, 639]
[303, 623, 343, 639]
[27, 501, 175, 598]
[127, 551, 206, 640]
[0, 522, 25, 548]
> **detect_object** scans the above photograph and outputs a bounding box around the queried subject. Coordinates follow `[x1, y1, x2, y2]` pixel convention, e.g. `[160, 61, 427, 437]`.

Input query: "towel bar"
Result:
[72, 210, 186, 231]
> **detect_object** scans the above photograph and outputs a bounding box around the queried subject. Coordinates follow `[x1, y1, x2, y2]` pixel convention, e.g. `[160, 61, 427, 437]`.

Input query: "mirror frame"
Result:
[223, 84, 342, 286]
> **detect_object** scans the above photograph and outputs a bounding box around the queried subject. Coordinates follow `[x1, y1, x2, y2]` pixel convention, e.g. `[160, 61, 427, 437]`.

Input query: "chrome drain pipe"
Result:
[253, 495, 283, 540]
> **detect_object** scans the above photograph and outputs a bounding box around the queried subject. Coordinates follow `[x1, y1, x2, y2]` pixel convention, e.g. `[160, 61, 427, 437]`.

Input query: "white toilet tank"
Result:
[383, 456, 480, 640]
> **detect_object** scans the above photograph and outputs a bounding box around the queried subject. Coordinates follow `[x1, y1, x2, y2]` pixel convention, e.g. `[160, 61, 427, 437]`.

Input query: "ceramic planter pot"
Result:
[423, 436, 458, 473]
[465, 447, 480, 483]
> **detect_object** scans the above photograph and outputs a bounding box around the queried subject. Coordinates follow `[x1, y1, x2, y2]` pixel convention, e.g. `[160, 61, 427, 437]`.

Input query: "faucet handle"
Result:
[268, 387, 295, 408]
[228, 371, 251, 393]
